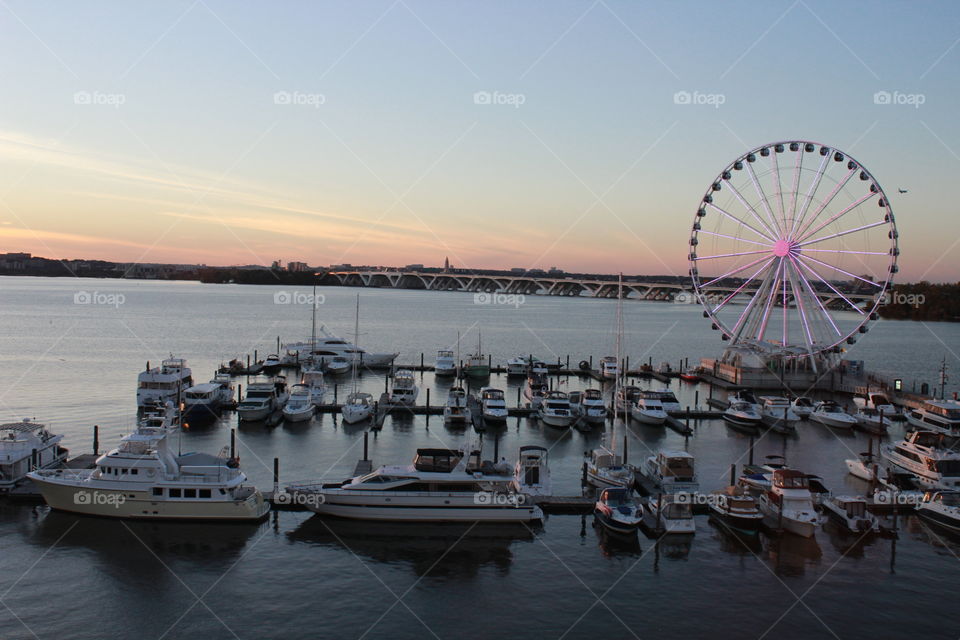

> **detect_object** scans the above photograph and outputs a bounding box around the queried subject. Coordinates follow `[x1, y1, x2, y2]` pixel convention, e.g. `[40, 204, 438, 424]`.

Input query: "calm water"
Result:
[1, 276, 959, 640]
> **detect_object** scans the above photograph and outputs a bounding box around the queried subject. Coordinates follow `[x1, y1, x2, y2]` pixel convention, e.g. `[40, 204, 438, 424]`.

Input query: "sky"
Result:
[0, 0, 958, 281]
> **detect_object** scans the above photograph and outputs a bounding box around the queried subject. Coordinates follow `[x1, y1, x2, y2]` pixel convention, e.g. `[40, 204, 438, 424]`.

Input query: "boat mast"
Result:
[350, 294, 360, 395]
[615, 273, 624, 451]
[310, 284, 317, 355]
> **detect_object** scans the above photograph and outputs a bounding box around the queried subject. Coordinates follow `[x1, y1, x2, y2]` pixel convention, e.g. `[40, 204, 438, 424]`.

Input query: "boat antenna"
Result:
[310, 283, 318, 355]
[351, 294, 360, 395]
[456, 330, 461, 379]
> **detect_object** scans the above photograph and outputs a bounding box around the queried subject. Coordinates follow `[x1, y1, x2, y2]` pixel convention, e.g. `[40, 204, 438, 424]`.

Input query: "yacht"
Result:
[599, 356, 619, 380]
[479, 388, 508, 424]
[845, 450, 879, 483]
[728, 390, 760, 410]
[287, 443, 544, 522]
[282, 384, 315, 422]
[28, 421, 268, 521]
[443, 387, 471, 425]
[614, 385, 641, 414]
[136, 357, 193, 409]
[524, 371, 549, 409]
[539, 391, 573, 428]
[641, 451, 698, 494]
[463, 353, 490, 379]
[643, 494, 695, 534]
[594, 487, 643, 535]
[723, 401, 763, 430]
[342, 392, 373, 424]
[434, 350, 457, 377]
[882, 430, 960, 489]
[792, 396, 815, 419]
[570, 389, 606, 425]
[506, 356, 540, 377]
[738, 456, 789, 492]
[810, 401, 857, 429]
[854, 407, 891, 434]
[0, 419, 68, 492]
[905, 400, 960, 438]
[262, 354, 282, 375]
[708, 487, 762, 534]
[757, 469, 821, 537]
[389, 369, 419, 406]
[821, 496, 880, 534]
[182, 376, 234, 425]
[325, 356, 351, 376]
[653, 389, 681, 413]
[279, 326, 399, 368]
[300, 365, 327, 406]
[631, 391, 668, 425]
[585, 447, 635, 489]
[854, 392, 897, 417]
[237, 377, 287, 422]
[917, 491, 960, 533]
[759, 396, 800, 434]
[513, 445, 551, 496]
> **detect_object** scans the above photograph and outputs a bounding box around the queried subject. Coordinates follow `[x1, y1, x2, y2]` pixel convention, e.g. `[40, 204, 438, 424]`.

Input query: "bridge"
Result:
[321, 271, 877, 309]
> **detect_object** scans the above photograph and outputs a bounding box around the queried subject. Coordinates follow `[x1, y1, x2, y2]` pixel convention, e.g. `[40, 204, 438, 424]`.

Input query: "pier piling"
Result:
[93, 425, 99, 455]
[273, 457, 279, 493]
[363, 431, 369, 461]
[230, 429, 236, 459]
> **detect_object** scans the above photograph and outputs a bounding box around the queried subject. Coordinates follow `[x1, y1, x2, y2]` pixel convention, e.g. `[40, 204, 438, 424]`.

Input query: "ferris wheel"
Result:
[688, 140, 899, 362]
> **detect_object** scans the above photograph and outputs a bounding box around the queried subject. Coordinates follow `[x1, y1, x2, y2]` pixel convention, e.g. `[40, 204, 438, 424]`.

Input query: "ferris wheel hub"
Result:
[772, 239, 794, 257]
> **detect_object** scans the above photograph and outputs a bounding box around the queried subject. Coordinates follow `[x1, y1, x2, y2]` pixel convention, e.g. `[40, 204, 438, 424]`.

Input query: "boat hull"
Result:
[299, 491, 543, 523]
[341, 407, 372, 424]
[594, 509, 641, 535]
[708, 509, 762, 534]
[631, 409, 666, 425]
[540, 413, 572, 428]
[282, 407, 314, 422]
[238, 407, 272, 422]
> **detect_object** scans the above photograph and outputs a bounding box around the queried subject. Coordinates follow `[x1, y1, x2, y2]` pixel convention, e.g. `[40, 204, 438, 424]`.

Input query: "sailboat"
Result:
[463, 331, 491, 378]
[341, 295, 373, 424]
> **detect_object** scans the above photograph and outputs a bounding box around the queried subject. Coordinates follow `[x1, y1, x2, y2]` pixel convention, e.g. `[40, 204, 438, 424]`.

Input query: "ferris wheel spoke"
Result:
[786, 147, 804, 231]
[696, 230, 771, 248]
[797, 253, 884, 289]
[769, 150, 787, 227]
[802, 248, 887, 255]
[715, 183, 780, 240]
[710, 257, 777, 314]
[790, 151, 831, 239]
[789, 255, 842, 337]
[785, 260, 816, 354]
[694, 249, 773, 261]
[796, 191, 879, 244]
[706, 203, 776, 243]
[793, 257, 867, 316]
[700, 254, 774, 287]
[797, 219, 887, 248]
[757, 259, 783, 342]
[742, 162, 784, 237]
[793, 166, 857, 240]
[781, 268, 789, 347]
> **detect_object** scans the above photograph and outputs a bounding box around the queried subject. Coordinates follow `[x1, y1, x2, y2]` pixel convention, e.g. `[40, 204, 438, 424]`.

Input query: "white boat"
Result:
[28, 420, 268, 521]
[237, 378, 287, 422]
[434, 350, 457, 377]
[738, 456, 789, 492]
[641, 451, 698, 494]
[300, 365, 327, 406]
[389, 369, 419, 406]
[513, 445, 551, 496]
[759, 396, 800, 434]
[653, 389, 681, 413]
[882, 430, 960, 490]
[136, 357, 193, 408]
[585, 447, 635, 489]
[643, 494, 695, 534]
[0, 419, 68, 492]
[905, 400, 960, 438]
[723, 401, 763, 430]
[594, 487, 643, 534]
[599, 356, 619, 380]
[539, 391, 573, 428]
[917, 490, 960, 533]
[182, 377, 234, 425]
[325, 356, 351, 376]
[480, 387, 508, 424]
[614, 385, 641, 413]
[279, 326, 398, 368]
[443, 387, 471, 425]
[728, 390, 760, 410]
[655, 361, 673, 375]
[342, 392, 373, 424]
[845, 450, 879, 483]
[757, 469, 821, 537]
[287, 442, 543, 523]
[854, 392, 897, 417]
[708, 487, 763, 534]
[282, 384, 315, 422]
[854, 407, 891, 434]
[506, 355, 541, 377]
[810, 401, 857, 429]
[262, 354, 282, 374]
[821, 495, 880, 534]
[631, 391, 668, 425]
[140, 400, 179, 430]
[792, 396, 815, 419]
[523, 372, 548, 409]
[570, 389, 606, 425]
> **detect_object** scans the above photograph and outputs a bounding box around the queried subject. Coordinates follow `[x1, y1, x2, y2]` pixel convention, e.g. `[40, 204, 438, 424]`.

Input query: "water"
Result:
[1, 276, 959, 639]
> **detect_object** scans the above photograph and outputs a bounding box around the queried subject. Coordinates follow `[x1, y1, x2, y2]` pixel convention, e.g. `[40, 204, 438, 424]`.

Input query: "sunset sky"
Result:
[1, 1, 958, 280]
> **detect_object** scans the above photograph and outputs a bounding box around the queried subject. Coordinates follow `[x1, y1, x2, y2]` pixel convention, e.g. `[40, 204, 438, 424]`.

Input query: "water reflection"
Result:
[591, 518, 643, 557]
[707, 518, 763, 555]
[765, 533, 822, 577]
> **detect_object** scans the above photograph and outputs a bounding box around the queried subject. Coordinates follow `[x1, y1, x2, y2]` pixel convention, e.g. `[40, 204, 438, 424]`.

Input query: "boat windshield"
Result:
[845, 501, 866, 517]
[937, 493, 960, 506]
[936, 460, 960, 475]
[665, 502, 692, 518]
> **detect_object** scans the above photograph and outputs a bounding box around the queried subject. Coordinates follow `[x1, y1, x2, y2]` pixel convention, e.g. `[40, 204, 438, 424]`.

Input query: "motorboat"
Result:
[854, 407, 891, 434]
[140, 400, 179, 430]
[443, 387, 471, 425]
[738, 456, 789, 492]
[653, 389, 681, 413]
[643, 494, 695, 534]
[854, 392, 897, 417]
[845, 450, 879, 483]
[655, 361, 673, 375]
[570, 389, 606, 425]
[300, 365, 327, 406]
[507, 355, 542, 377]
[594, 487, 643, 535]
[757, 469, 821, 537]
[262, 354, 282, 375]
[136, 357, 193, 409]
[906, 400, 960, 438]
[641, 451, 698, 494]
[728, 390, 760, 410]
[539, 391, 573, 428]
[0, 419, 68, 492]
[434, 350, 457, 377]
[631, 391, 668, 425]
[599, 356, 619, 380]
[463, 333, 490, 378]
[810, 401, 858, 429]
[792, 396, 815, 419]
[882, 430, 960, 490]
[708, 486, 762, 534]
[680, 367, 702, 382]
[287, 442, 544, 522]
[28, 420, 269, 521]
[759, 396, 800, 434]
[523, 372, 549, 409]
[821, 495, 880, 534]
[182, 377, 234, 425]
[325, 356, 351, 376]
[279, 326, 398, 368]
[614, 385, 641, 414]
[917, 490, 960, 533]
[479, 387, 508, 424]
[512, 445, 551, 496]
[585, 447, 635, 489]
[237, 377, 287, 422]
[282, 384, 315, 422]
[723, 401, 763, 430]
[389, 369, 419, 405]
[342, 392, 373, 424]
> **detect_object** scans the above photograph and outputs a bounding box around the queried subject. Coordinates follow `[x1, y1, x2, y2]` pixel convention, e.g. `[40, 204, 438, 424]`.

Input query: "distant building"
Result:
[443, 257, 450, 272]
[548, 266, 564, 276]
[405, 263, 424, 271]
[510, 267, 525, 274]
[287, 261, 308, 272]
[528, 268, 545, 275]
